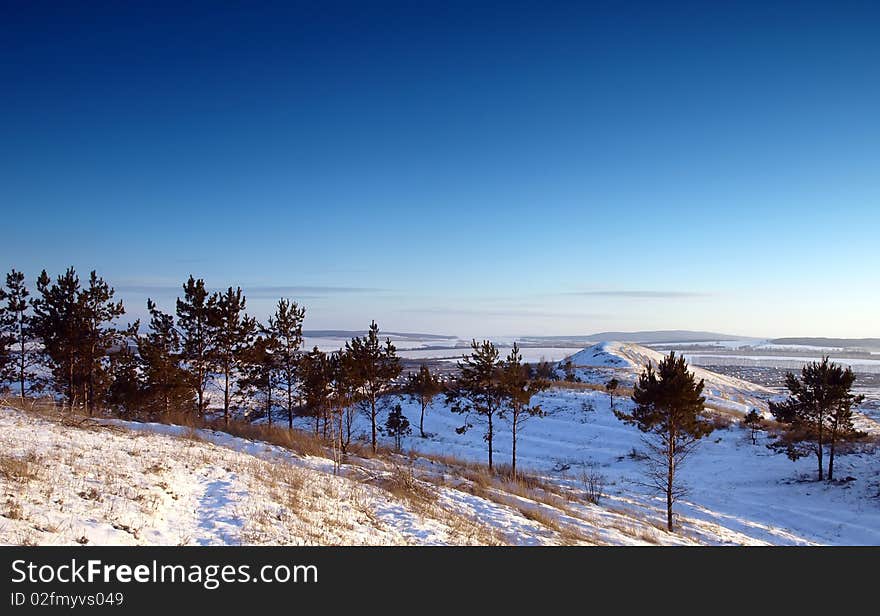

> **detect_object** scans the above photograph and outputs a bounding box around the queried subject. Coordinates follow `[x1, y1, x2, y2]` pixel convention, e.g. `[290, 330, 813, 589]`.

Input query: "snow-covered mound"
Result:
[562, 341, 774, 414]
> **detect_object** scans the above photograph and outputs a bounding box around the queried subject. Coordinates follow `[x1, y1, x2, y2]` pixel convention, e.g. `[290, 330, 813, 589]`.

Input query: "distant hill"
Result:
[770, 337, 880, 350]
[521, 330, 746, 345]
[303, 330, 455, 340]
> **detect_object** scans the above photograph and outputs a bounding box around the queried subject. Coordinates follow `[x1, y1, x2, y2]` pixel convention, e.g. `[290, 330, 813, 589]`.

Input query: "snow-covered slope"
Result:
[5, 371, 880, 546]
[562, 341, 775, 414]
[0, 406, 712, 546]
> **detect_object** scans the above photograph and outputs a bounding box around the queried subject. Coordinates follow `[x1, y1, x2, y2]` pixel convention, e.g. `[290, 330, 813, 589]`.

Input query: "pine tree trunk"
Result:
[267, 373, 272, 427]
[487, 410, 494, 471]
[18, 327, 26, 400]
[420, 401, 426, 438]
[667, 428, 675, 532]
[287, 382, 294, 430]
[223, 357, 231, 426]
[371, 397, 378, 453]
[828, 422, 837, 481]
[511, 418, 517, 478]
[68, 351, 75, 410]
[338, 408, 345, 455]
[816, 403, 824, 481]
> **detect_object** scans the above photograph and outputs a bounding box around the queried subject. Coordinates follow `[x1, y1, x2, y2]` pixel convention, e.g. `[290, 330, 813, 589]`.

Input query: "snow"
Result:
[3, 340, 879, 546]
[0, 406, 696, 546]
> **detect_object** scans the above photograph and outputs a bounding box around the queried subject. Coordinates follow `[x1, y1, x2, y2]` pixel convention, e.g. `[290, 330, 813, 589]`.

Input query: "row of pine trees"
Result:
[0, 268, 549, 463]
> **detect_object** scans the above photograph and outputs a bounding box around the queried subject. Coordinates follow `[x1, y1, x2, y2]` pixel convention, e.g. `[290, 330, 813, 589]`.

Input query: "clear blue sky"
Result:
[2, 1, 878, 337]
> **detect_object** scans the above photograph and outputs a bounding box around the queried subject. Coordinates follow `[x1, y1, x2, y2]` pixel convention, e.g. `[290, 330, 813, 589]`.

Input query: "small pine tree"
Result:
[345, 321, 402, 453]
[31, 268, 83, 407]
[742, 409, 763, 445]
[266, 298, 305, 429]
[384, 402, 411, 451]
[615, 351, 713, 532]
[140, 299, 193, 417]
[299, 346, 332, 436]
[328, 349, 358, 453]
[446, 339, 504, 471]
[107, 332, 142, 415]
[605, 377, 619, 410]
[176, 276, 217, 416]
[405, 363, 442, 438]
[239, 332, 279, 426]
[0, 270, 39, 398]
[562, 359, 578, 382]
[77, 270, 127, 413]
[211, 286, 257, 425]
[499, 343, 548, 477]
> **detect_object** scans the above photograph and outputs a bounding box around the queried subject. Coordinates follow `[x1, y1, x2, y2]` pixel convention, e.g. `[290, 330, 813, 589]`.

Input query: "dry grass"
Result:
[0, 451, 42, 483]
[3, 498, 24, 520]
[378, 465, 437, 512]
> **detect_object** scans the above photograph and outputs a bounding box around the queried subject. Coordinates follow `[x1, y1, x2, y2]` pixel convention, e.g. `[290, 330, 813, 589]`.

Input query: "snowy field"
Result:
[3, 341, 879, 546]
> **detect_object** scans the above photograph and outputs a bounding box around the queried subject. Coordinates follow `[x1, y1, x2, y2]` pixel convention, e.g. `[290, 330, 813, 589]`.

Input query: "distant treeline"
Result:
[770, 337, 880, 350]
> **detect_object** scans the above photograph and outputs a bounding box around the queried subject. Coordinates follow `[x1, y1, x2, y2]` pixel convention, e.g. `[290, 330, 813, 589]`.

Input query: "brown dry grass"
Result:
[0, 451, 42, 483]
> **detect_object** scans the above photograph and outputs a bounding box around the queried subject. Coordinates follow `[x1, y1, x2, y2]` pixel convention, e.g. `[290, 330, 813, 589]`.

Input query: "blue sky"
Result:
[2, 1, 878, 337]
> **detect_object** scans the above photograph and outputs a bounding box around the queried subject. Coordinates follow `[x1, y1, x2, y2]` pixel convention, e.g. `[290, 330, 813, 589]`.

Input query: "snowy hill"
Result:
[562, 341, 775, 415]
[5, 371, 880, 545]
[0, 405, 724, 546]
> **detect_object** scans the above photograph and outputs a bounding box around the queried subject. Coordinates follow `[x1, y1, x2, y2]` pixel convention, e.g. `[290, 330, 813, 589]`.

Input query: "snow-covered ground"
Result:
[3, 342, 879, 546]
[0, 405, 711, 546]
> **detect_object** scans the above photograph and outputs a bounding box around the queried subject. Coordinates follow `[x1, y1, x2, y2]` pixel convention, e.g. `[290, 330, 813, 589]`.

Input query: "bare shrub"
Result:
[708, 413, 733, 430]
[381, 465, 437, 509]
[580, 466, 606, 505]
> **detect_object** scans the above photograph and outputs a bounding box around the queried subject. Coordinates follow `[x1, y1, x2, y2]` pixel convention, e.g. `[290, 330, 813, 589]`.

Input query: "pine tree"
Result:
[605, 377, 619, 410]
[211, 286, 257, 425]
[31, 268, 83, 407]
[499, 343, 548, 477]
[0, 301, 11, 394]
[239, 331, 279, 425]
[176, 276, 217, 417]
[770, 357, 865, 481]
[266, 299, 305, 429]
[446, 339, 504, 471]
[107, 330, 142, 415]
[562, 359, 578, 382]
[299, 346, 332, 435]
[140, 299, 194, 417]
[826, 367, 864, 481]
[328, 350, 358, 453]
[77, 271, 126, 414]
[345, 321, 402, 453]
[770, 357, 858, 481]
[405, 363, 442, 438]
[31, 268, 126, 413]
[0, 270, 40, 399]
[615, 351, 713, 532]
[742, 409, 763, 445]
[384, 402, 411, 451]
